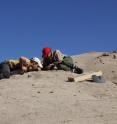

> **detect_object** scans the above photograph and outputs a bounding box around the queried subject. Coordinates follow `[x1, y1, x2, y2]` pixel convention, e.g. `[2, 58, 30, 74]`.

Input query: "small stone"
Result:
[99, 114, 104, 117]
[112, 50, 117, 53]
[32, 84, 35, 86]
[112, 82, 117, 85]
[113, 55, 116, 59]
[99, 59, 103, 63]
[112, 70, 115, 73]
[102, 53, 109, 56]
[49, 91, 54, 93]
[37, 91, 41, 93]
[28, 74, 32, 78]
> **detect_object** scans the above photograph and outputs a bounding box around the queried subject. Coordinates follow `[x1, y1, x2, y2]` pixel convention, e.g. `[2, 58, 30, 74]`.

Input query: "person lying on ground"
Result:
[42, 47, 83, 74]
[0, 57, 43, 80]
[19, 57, 43, 72]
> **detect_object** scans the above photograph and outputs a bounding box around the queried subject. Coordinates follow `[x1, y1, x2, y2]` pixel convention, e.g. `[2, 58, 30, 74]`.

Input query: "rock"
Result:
[37, 91, 41, 94]
[112, 82, 117, 85]
[28, 74, 32, 78]
[112, 50, 117, 53]
[49, 91, 54, 94]
[102, 53, 110, 56]
[113, 54, 116, 59]
[99, 59, 103, 63]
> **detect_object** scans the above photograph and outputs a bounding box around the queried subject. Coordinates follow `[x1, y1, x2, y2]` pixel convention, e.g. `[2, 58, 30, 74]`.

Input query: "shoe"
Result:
[73, 67, 83, 74]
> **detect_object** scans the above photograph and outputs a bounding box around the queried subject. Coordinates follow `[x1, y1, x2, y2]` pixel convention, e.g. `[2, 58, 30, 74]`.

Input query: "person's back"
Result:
[6, 59, 20, 71]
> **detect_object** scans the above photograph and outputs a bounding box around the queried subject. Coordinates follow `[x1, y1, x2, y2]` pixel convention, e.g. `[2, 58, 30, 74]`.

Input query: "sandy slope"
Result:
[0, 52, 117, 124]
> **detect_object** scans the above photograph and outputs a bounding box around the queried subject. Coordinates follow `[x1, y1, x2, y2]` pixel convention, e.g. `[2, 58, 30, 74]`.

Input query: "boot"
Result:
[72, 65, 83, 74]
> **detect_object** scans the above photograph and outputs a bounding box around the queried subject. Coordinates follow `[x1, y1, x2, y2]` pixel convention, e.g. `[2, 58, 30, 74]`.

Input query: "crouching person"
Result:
[42, 47, 83, 74]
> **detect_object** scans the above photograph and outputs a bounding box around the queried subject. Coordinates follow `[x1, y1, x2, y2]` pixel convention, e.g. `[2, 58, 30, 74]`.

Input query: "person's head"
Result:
[42, 47, 52, 59]
[31, 57, 43, 69]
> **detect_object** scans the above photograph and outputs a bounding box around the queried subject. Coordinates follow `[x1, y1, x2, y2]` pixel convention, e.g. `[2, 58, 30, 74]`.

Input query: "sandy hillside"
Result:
[0, 52, 117, 124]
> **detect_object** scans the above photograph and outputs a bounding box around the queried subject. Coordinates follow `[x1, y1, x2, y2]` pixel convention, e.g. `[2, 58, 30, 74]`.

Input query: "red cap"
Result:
[42, 47, 52, 58]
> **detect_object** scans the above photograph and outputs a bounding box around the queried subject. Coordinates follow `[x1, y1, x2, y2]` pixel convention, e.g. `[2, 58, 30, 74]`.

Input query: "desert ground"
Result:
[0, 51, 117, 124]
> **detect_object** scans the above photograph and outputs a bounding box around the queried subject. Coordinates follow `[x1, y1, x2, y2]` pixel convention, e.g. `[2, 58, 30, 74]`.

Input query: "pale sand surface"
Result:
[0, 52, 117, 124]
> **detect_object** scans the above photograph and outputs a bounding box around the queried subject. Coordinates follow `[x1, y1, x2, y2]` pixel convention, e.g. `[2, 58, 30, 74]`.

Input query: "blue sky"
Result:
[0, 0, 117, 61]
